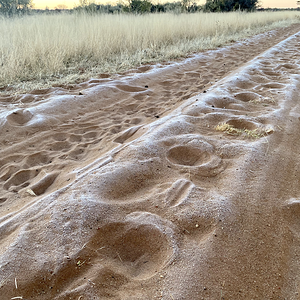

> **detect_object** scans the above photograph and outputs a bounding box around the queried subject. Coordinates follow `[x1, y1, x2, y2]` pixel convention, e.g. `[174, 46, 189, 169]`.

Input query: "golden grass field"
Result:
[0, 11, 300, 93]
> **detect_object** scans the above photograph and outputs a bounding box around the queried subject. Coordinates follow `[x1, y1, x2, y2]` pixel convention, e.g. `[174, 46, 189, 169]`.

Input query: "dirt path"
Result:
[1, 23, 300, 299]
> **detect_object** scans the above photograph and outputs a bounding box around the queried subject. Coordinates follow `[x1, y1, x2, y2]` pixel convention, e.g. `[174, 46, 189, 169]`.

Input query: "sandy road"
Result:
[1, 24, 300, 299]
[0, 24, 299, 207]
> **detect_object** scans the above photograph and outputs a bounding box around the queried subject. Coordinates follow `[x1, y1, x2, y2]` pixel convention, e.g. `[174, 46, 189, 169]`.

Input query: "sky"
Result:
[33, 0, 298, 10]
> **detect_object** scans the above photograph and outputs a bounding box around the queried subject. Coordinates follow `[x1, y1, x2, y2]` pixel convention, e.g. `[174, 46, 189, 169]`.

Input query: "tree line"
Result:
[0, 0, 260, 16]
[74, 0, 260, 14]
[0, 0, 32, 15]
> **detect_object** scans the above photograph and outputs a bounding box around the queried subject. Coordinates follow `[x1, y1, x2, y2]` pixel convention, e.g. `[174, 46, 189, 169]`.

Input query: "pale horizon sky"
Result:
[32, 0, 298, 10]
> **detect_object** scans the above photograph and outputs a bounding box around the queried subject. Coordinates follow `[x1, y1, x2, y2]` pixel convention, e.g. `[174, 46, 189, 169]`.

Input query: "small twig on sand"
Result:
[116, 252, 123, 262]
[263, 136, 269, 155]
[80, 242, 88, 250]
[88, 279, 95, 286]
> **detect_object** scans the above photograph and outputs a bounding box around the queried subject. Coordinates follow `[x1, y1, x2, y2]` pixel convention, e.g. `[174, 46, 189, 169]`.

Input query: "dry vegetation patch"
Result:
[215, 122, 274, 138]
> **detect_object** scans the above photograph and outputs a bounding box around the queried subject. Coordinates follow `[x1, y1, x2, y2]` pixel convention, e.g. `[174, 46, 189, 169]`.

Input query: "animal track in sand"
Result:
[73, 126, 99, 135]
[234, 79, 256, 90]
[88, 268, 129, 298]
[136, 65, 152, 73]
[24, 152, 51, 168]
[234, 92, 261, 102]
[177, 213, 218, 245]
[132, 93, 147, 101]
[69, 134, 82, 143]
[82, 221, 174, 279]
[250, 74, 272, 84]
[0, 197, 7, 203]
[29, 172, 59, 196]
[0, 155, 24, 167]
[167, 145, 211, 167]
[129, 117, 143, 125]
[165, 179, 194, 207]
[0, 121, 107, 198]
[283, 199, 300, 235]
[158, 80, 174, 87]
[6, 109, 33, 125]
[30, 88, 53, 95]
[262, 70, 282, 77]
[226, 118, 258, 131]
[259, 60, 272, 66]
[184, 71, 201, 78]
[68, 145, 87, 160]
[98, 73, 111, 79]
[278, 63, 297, 70]
[0, 165, 19, 182]
[48, 141, 72, 152]
[44, 213, 176, 299]
[83, 131, 98, 140]
[113, 125, 142, 144]
[164, 137, 224, 178]
[3, 169, 40, 191]
[259, 83, 285, 89]
[0, 95, 18, 104]
[55, 267, 130, 299]
[51, 133, 68, 142]
[206, 96, 238, 109]
[116, 85, 147, 93]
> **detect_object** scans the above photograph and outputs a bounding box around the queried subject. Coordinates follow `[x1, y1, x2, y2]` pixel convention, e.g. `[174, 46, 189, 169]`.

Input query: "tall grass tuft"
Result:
[0, 11, 299, 92]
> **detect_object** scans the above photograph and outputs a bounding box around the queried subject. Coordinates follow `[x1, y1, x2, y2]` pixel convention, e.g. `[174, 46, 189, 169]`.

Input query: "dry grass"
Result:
[249, 96, 277, 104]
[0, 11, 300, 93]
[215, 123, 274, 138]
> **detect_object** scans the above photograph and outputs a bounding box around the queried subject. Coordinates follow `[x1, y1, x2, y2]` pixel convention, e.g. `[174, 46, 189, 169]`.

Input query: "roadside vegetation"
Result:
[0, 0, 299, 93]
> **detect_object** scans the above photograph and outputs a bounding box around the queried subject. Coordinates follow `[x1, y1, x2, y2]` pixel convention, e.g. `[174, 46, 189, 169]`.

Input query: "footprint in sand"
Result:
[3, 168, 40, 191]
[116, 84, 147, 93]
[113, 125, 143, 144]
[48, 212, 177, 299]
[28, 172, 59, 196]
[283, 199, 300, 235]
[164, 178, 194, 207]
[234, 91, 261, 102]
[225, 118, 259, 131]
[165, 136, 224, 178]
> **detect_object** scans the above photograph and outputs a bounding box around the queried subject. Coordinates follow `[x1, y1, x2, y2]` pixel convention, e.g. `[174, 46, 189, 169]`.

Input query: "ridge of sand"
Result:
[1, 24, 300, 299]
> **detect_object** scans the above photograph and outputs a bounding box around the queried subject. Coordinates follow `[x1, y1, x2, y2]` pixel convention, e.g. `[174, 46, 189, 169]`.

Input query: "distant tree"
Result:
[150, 3, 165, 12]
[78, 0, 90, 6]
[73, 0, 201, 14]
[122, 0, 152, 13]
[131, 0, 152, 13]
[55, 4, 68, 10]
[74, 0, 97, 13]
[181, 0, 201, 12]
[0, 0, 32, 15]
[204, 0, 258, 11]
[161, 1, 182, 12]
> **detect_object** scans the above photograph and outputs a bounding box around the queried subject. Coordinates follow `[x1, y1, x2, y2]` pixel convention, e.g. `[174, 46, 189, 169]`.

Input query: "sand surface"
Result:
[1, 23, 300, 299]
